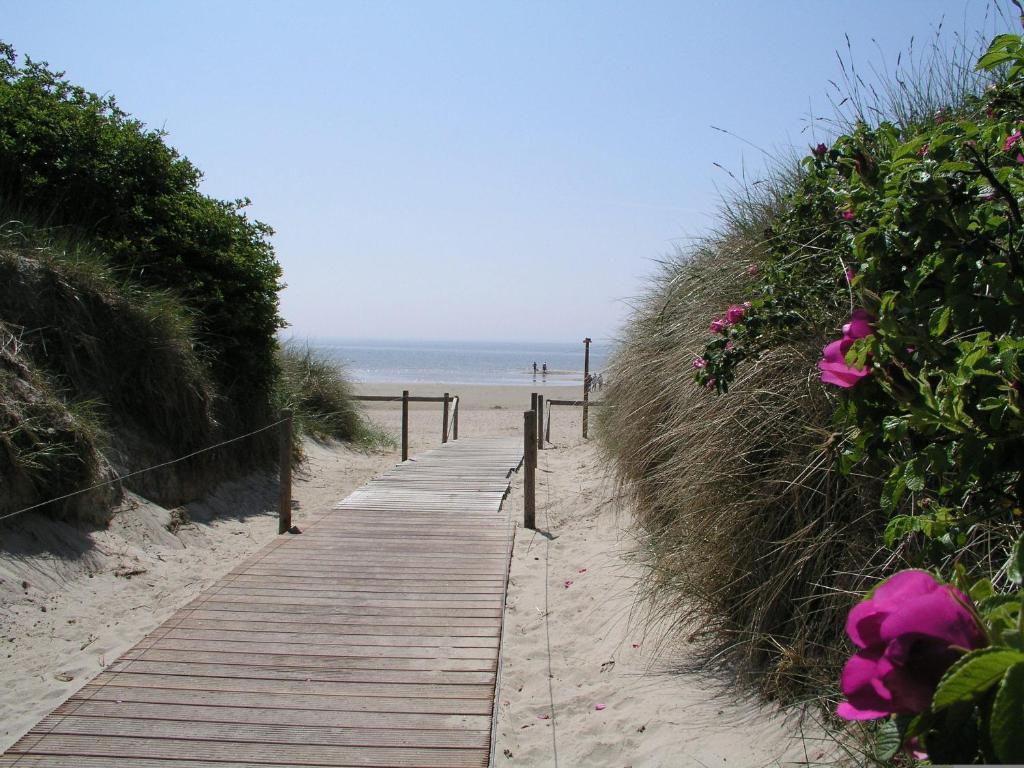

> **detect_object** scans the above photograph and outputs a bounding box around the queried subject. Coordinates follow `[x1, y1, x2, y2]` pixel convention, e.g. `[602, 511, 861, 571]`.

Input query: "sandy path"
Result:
[494, 437, 832, 766]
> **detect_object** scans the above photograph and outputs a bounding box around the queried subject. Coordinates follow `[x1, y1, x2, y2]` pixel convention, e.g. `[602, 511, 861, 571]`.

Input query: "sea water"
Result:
[301, 338, 610, 387]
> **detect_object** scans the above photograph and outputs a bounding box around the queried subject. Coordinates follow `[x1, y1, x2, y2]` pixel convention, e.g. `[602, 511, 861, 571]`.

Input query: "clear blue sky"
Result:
[1, 1, 1011, 342]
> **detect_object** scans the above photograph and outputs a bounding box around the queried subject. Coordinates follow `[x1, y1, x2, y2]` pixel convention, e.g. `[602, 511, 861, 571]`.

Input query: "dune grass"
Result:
[597, 13, 1011, 708]
[277, 342, 394, 451]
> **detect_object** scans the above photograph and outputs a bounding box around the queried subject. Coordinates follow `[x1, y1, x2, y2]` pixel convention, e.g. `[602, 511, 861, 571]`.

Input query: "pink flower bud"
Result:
[725, 304, 746, 324]
[818, 309, 873, 388]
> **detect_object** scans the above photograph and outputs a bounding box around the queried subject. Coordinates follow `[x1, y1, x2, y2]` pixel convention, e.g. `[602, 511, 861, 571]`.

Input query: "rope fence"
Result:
[0, 415, 290, 525]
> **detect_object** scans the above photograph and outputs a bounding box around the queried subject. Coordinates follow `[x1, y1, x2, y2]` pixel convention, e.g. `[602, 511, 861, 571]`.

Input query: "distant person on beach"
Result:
[542, 363, 547, 377]
[533, 361, 538, 375]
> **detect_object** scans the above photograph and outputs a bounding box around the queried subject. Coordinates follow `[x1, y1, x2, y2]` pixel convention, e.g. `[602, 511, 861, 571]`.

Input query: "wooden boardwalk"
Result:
[2, 437, 523, 768]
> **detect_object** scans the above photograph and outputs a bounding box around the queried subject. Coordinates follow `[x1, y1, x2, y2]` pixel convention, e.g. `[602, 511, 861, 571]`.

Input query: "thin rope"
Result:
[0, 418, 287, 523]
[540, 443, 560, 768]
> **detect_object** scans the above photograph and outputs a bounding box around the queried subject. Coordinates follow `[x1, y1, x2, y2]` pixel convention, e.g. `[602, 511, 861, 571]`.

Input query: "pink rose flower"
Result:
[725, 341, 735, 351]
[692, 357, 706, 369]
[725, 304, 746, 324]
[746, 264, 759, 276]
[845, 267, 855, 283]
[837, 570, 986, 721]
[1005, 130, 1022, 153]
[818, 309, 874, 388]
[709, 317, 727, 334]
[813, 143, 828, 158]
[842, 208, 855, 221]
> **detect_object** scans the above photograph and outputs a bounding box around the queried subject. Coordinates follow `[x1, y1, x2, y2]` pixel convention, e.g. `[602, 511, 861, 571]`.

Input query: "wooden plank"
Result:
[3, 437, 522, 767]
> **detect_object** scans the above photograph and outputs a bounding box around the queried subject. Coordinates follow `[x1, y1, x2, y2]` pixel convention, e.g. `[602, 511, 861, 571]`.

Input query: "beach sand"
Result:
[1, 382, 826, 764]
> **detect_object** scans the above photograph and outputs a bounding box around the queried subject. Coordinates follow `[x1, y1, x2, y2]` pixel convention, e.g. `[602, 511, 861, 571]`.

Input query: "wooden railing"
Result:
[354, 391, 459, 461]
[543, 398, 605, 442]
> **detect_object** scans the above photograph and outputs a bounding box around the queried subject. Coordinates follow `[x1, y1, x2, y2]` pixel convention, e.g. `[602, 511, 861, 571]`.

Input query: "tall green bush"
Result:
[696, 35, 1024, 576]
[0, 42, 283, 437]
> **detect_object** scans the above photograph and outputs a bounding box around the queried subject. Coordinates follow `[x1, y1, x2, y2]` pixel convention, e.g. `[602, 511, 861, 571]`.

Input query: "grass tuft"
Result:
[277, 342, 393, 451]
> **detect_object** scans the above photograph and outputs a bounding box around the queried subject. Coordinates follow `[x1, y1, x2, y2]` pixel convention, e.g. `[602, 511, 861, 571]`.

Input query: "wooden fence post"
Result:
[537, 394, 544, 450]
[545, 404, 552, 443]
[278, 409, 293, 534]
[401, 390, 409, 462]
[582, 337, 592, 438]
[453, 397, 459, 440]
[442, 392, 450, 444]
[524, 410, 536, 529]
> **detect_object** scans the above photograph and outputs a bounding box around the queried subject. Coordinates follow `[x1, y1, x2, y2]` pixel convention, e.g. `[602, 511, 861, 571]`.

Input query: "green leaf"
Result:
[970, 579, 994, 602]
[904, 458, 927, 493]
[1008, 535, 1024, 586]
[929, 305, 951, 337]
[874, 717, 903, 762]
[991, 662, 1024, 763]
[884, 515, 915, 547]
[934, 648, 1024, 710]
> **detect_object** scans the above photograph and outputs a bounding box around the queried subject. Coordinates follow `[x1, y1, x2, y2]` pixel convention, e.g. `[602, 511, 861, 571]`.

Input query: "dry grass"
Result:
[597, 177, 889, 701]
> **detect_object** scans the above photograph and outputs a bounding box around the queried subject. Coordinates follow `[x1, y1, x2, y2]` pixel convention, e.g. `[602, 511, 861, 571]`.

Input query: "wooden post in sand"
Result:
[442, 393, 450, 444]
[530, 393, 538, 464]
[453, 397, 459, 440]
[536, 394, 544, 450]
[582, 337, 592, 439]
[401, 390, 409, 461]
[278, 409, 293, 534]
[524, 410, 536, 529]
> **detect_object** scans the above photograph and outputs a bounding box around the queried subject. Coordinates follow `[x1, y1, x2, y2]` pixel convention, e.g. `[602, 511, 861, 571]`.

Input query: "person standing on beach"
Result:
[542, 363, 547, 377]
[533, 361, 538, 375]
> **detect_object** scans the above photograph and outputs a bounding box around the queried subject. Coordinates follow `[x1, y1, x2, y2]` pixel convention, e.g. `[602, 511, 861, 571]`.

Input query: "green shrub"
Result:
[0, 42, 283, 444]
[601, 25, 1019, 709]
[696, 34, 1024, 580]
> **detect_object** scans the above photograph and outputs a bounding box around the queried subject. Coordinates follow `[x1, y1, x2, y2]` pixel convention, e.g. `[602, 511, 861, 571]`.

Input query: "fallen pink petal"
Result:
[578, 568, 587, 573]
[537, 714, 550, 720]
[595, 703, 607, 711]
[564, 580, 573, 588]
